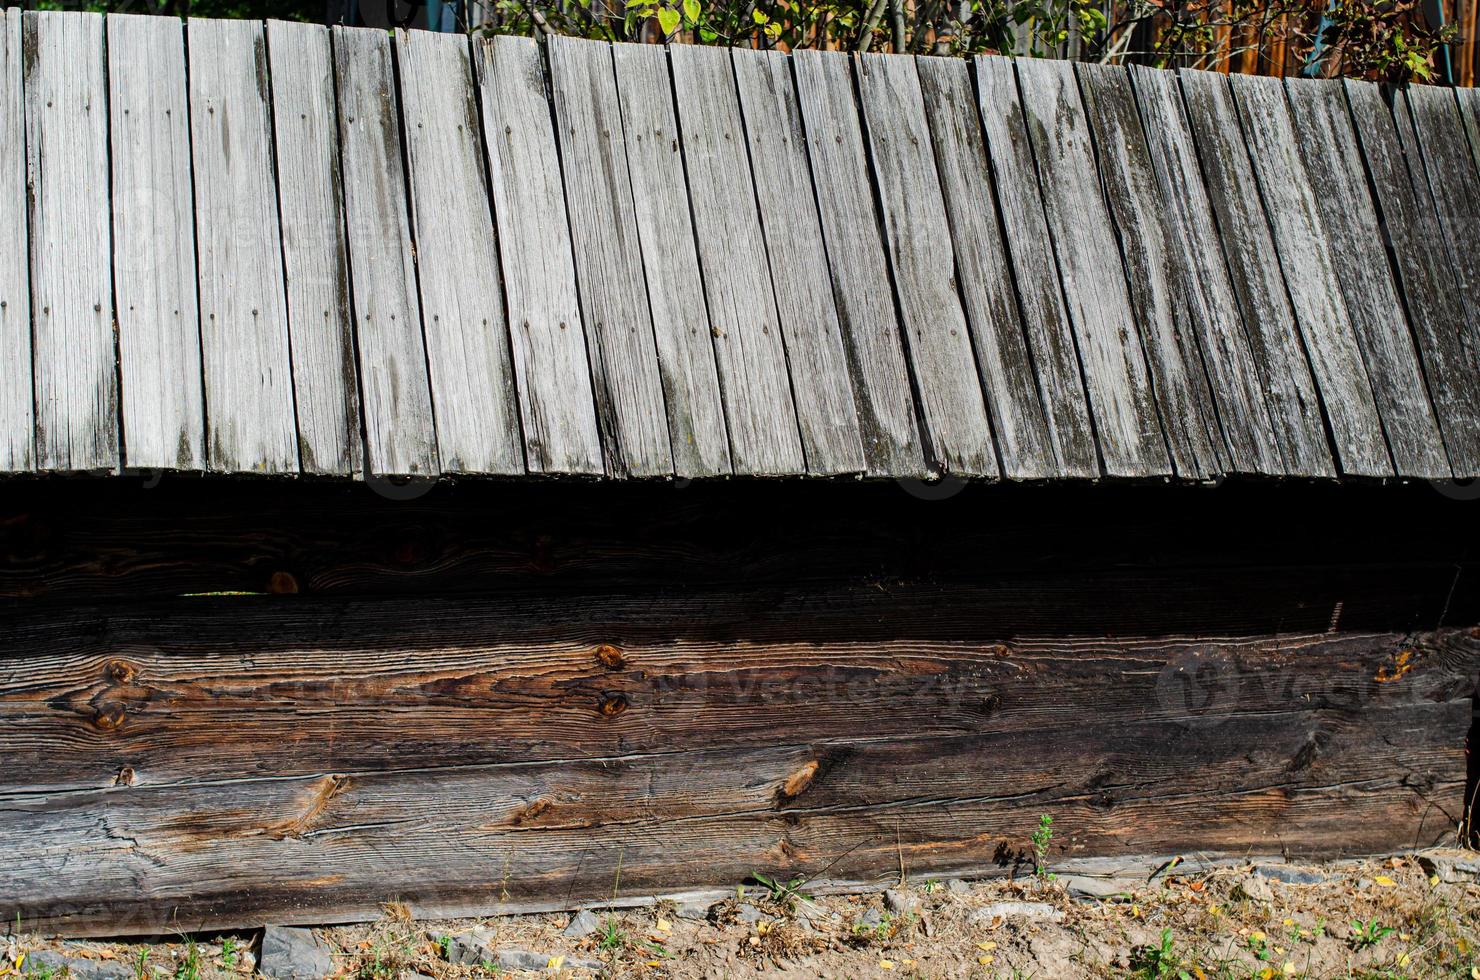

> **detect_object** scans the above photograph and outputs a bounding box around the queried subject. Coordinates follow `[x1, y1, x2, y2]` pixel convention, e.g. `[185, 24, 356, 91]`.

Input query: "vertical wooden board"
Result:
[188, 18, 298, 474]
[667, 44, 805, 476]
[1012, 58, 1170, 478]
[473, 35, 602, 476]
[1458, 87, 1480, 177]
[332, 25, 438, 478]
[1128, 65, 1284, 476]
[23, 10, 116, 472]
[1284, 77, 1448, 479]
[971, 55, 1097, 478]
[107, 14, 204, 472]
[855, 52, 997, 477]
[265, 20, 361, 477]
[546, 37, 672, 479]
[731, 48, 864, 476]
[915, 56, 1056, 480]
[0, 8, 32, 472]
[1351, 80, 1480, 478]
[609, 43, 729, 478]
[790, 49, 924, 478]
[1178, 69, 1334, 478]
[397, 29, 523, 475]
[1077, 62, 1224, 480]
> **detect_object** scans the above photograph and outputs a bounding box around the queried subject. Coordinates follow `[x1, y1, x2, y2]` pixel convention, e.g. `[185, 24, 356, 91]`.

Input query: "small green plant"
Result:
[174, 938, 200, 980]
[922, 878, 941, 894]
[1351, 918, 1395, 951]
[437, 935, 451, 960]
[1030, 814, 1056, 880]
[1128, 928, 1192, 980]
[220, 938, 239, 968]
[133, 949, 150, 980]
[597, 917, 626, 952]
[750, 872, 806, 907]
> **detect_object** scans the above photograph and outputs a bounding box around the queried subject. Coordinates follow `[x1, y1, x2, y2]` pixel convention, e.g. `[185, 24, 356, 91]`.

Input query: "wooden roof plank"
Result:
[1459, 86, 1480, 176]
[546, 36, 673, 479]
[473, 35, 603, 476]
[731, 47, 865, 477]
[790, 49, 925, 478]
[0, 8, 32, 473]
[1284, 77, 1448, 480]
[265, 20, 362, 477]
[855, 52, 997, 478]
[331, 25, 438, 479]
[24, 10, 117, 473]
[667, 43, 805, 476]
[398, 29, 523, 476]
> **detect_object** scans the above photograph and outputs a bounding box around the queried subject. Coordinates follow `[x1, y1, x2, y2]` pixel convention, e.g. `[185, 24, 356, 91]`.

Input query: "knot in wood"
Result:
[106, 660, 137, 684]
[598, 693, 629, 718]
[594, 644, 625, 670]
[92, 702, 127, 732]
[268, 570, 300, 594]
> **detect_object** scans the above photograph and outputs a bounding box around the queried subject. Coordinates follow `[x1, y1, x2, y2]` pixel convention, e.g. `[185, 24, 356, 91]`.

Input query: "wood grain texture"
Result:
[397, 29, 523, 475]
[916, 56, 1056, 480]
[972, 56, 1098, 478]
[1227, 74, 1390, 478]
[265, 20, 361, 477]
[1127, 65, 1284, 476]
[856, 52, 997, 477]
[1178, 69, 1334, 478]
[0, 8, 32, 472]
[609, 43, 730, 478]
[1013, 58, 1170, 478]
[1284, 77, 1448, 479]
[790, 49, 925, 477]
[332, 25, 439, 478]
[24, 10, 116, 472]
[1458, 87, 1480, 177]
[668, 44, 805, 475]
[546, 36, 672, 478]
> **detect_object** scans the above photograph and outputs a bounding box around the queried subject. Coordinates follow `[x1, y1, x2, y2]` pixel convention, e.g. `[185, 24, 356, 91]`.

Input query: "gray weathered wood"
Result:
[1127, 65, 1284, 476]
[1228, 74, 1390, 477]
[107, 13, 204, 472]
[915, 55, 1057, 480]
[1012, 58, 1170, 478]
[474, 35, 602, 476]
[188, 18, 298, 474]
[1458, 86, 1480, 177]
[1178, 69, 1334, 478]
[1284, 77, 1448, 479]
[790, 49, 925, 478]
[398, 29, 523, 475]
[1077, 62, 1224, 480]
[667, 44, 805, 476]
[546, 36, 672, 478]
[609, 43, 730, 478]
[265, 20, 362, 477]
[971, 55, 1097, 478]
[856, 52, 997, 477]
[332, 25, 439, 478]
[731, 47, 864, 477]
[0, 8, 32, 472]
[24, 10, 116, 472]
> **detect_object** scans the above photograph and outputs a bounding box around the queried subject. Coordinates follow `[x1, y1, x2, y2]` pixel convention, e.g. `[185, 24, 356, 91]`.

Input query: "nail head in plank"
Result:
[855, 52, 997, 477]
[332, 24, 438, 478]
[473, 35, 602, 476]
[266, 19, 362, 477]
[398, 29, 523, 476]
[24, 10, 117, 472]
[0, 8, 33, 472]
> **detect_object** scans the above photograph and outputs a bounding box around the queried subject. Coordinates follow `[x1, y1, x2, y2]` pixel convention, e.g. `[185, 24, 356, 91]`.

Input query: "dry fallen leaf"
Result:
[878, 960, 895, 971]
[655, 918, 672, 933]
[976, 941, 997, 951]
[977, 955, 995, 966]
[546, 955, 565, 971]
[1374, 875, 1397, 887]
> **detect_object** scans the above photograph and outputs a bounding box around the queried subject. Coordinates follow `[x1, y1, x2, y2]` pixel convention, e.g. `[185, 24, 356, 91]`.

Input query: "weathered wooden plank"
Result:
[23, 10, 116, 472]
[107, 14, 204, 473]
[332, 25, 438, 478]
[731, 47, 864, 477]
[1458, 86, 1480, 176]
[0, 8, 32, 472]
[915, 56, 1056, 480]
[608, 43, 730, 479]
[1012, 58, 1170, 478]
[473, 36, 602, 476]
[265, 20, 362, 477]
[1227, 73, 1390, 478]
[1284, 77, 1448, 480]
[1127, 65, 1284, 476]
[1177, 69, 1334, 478]
[1350, 80, 1480, 478]
[789, 49, 924, 477]
[667, 44, 805, 476]
[545, 37, 672, 478]
[970, 55, 1097, 478]
[855, 53, 997, 477]
[397, 29, 523, 475]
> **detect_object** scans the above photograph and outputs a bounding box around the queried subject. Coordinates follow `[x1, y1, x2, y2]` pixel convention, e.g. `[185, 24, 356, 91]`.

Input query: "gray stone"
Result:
[854, 907, 884, 931]
[674, 899, 714, 921]
[969, 902, 1066, 924]
[945, 878, 971, 895]
[1061, 875, 1138, 901]
[1232, 875, 1274, 903]
[440, 929, 496, 967]
[1253, 865, 1326, 886]
[493, 950, 602, 972]
[736, 904, 765, 924]
[1419, 849, 1480, 884]
[562, 910, 602, 939]
[23, 951, 132, 980]
[259, 927, 335, 980]
[883, 889, 918, 914]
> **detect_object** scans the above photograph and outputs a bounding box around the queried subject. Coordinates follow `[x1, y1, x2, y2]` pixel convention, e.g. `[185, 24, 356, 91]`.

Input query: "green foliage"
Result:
[1128, 928, 1194, 980]
[1030, 813, 1055, 881]
[1351, 917, 1396, 951]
